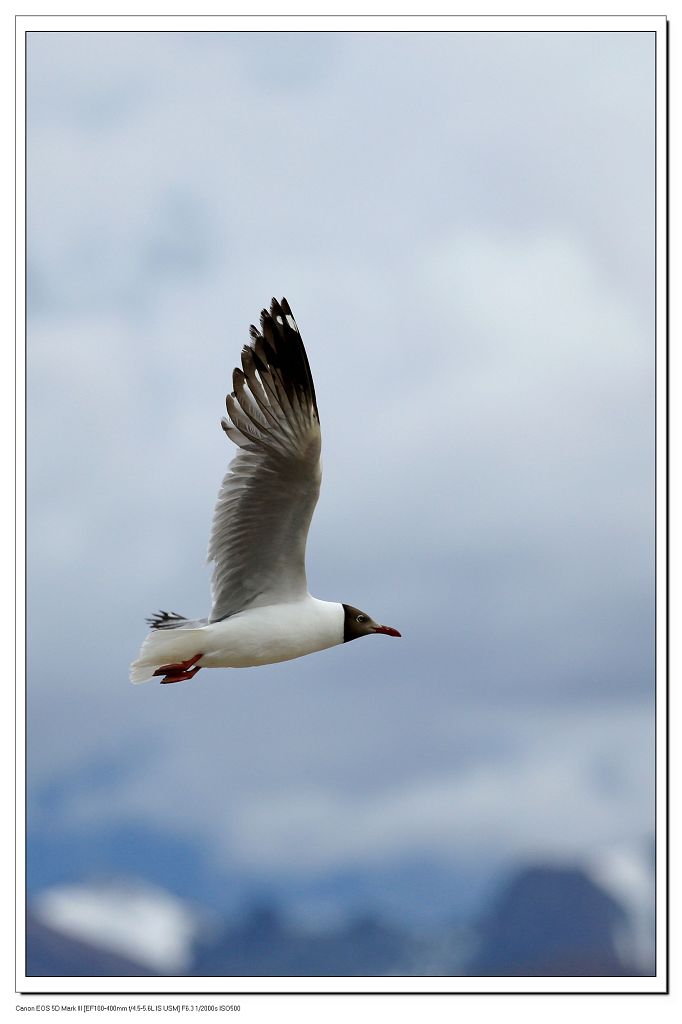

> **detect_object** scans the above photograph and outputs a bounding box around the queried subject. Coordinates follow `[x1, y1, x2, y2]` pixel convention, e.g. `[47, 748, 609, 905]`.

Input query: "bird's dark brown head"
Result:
[342, 603, 401, 643]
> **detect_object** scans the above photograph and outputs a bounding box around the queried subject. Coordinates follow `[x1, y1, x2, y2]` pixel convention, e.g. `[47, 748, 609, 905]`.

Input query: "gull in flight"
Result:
[130, 298, 401, 684]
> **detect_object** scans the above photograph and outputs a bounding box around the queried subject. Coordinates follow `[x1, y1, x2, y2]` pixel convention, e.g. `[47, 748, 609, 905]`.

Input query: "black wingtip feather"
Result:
[224, 297, 320, 444]
[146, 610, 187, 630]
[252, 338, 272, 375]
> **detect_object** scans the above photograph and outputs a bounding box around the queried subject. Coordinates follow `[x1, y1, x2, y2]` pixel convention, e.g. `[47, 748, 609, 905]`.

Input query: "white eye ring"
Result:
[357, 614, 366, 623]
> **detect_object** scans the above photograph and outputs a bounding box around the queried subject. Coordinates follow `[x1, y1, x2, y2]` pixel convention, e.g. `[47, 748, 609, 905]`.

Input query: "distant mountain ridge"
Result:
[26, 859, 653, 978]
[465, 865, 642, 977]
[27, 912, 155, 977]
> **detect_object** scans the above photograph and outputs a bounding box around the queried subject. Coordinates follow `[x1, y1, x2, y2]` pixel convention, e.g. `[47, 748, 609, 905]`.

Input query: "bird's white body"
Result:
[130, 597, 344, 683]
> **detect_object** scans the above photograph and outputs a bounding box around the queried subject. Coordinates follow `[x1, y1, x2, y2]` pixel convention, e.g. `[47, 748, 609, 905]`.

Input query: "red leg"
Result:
[159, 664, 202, 685]
[153, 652, 203, 678]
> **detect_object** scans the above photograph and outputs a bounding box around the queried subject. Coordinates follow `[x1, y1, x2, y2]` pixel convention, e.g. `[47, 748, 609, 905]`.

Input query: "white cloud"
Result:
[45, 701, 653, 881]
[26, 30, 655, 895]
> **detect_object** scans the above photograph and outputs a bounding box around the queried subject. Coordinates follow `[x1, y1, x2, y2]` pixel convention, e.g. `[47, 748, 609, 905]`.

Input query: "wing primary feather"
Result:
[225, 394, 271, 447]
[225, 394, 291, 457]
[208, 298, 322, 622]
[256, 330, 301, 434]
[251, 340, 300, 443]
[239, 348, 282, 429]
[265, 304, 308, 428]
[232, 368, 276, 436]
[264, 303, 316, 429]
[273, 296, 318, 422]
[221, 419, 258, 451]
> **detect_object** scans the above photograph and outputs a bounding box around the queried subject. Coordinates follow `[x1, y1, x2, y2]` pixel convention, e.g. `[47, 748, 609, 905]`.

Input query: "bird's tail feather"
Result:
[129, 621, 208, 684]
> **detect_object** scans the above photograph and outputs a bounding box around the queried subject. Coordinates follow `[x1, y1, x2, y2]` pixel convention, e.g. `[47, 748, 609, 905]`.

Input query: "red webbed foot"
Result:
[154, 653, 203, 684]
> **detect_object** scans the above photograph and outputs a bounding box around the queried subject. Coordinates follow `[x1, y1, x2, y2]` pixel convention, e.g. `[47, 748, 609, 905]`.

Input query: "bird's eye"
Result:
[357, 614, 366, 623]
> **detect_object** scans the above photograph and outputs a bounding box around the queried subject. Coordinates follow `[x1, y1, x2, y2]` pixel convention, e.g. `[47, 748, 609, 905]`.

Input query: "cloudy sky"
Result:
[26, 29, 655, 925]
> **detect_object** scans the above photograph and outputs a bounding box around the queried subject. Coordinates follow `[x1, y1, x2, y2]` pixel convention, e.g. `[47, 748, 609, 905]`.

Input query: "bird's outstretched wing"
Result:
[207, 297, 321, 623]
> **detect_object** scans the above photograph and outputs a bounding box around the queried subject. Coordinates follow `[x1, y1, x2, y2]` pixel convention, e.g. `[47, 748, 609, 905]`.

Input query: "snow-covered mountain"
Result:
[587, 841, 656, 975]
[26, 911, 154, 977]
[31, 877, 211, 975]
[27, 849, 655, 978]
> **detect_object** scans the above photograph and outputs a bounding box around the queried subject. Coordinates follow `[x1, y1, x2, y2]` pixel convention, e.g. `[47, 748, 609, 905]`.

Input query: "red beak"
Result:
[372, 625, 401, 637]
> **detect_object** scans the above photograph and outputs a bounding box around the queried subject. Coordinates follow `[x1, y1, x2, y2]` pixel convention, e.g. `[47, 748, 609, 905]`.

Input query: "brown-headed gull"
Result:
[130, 298, 401, 684]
